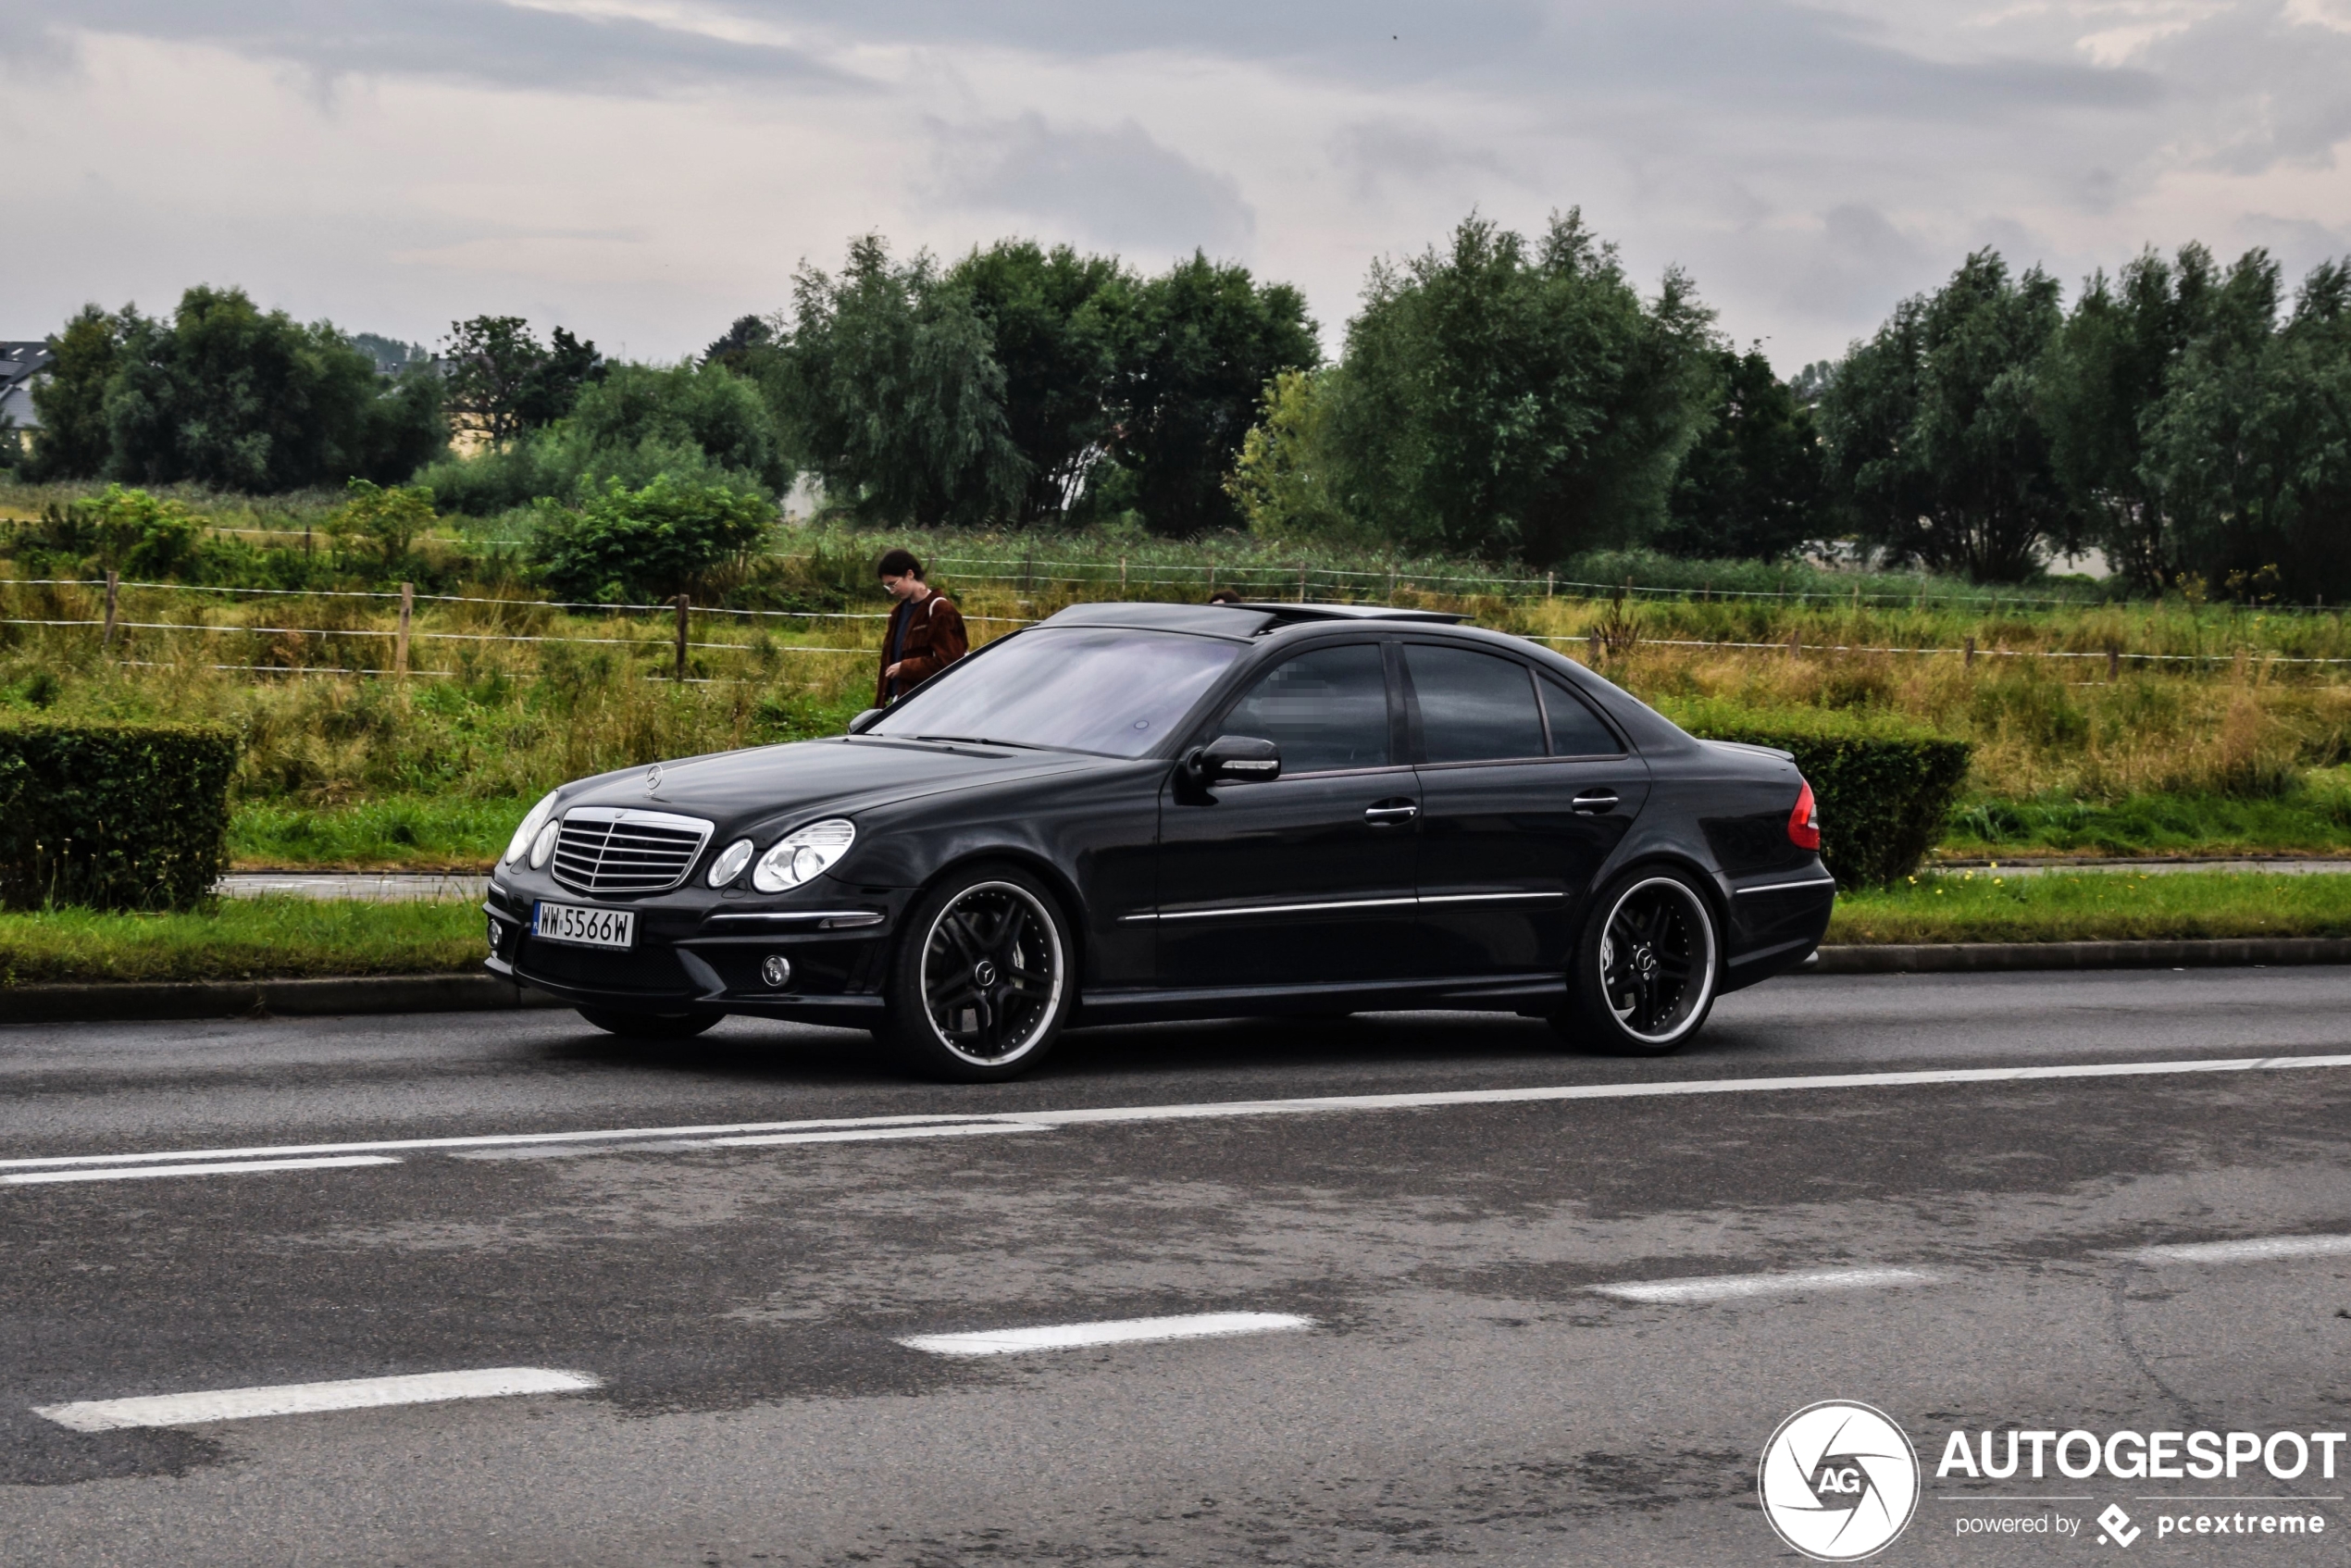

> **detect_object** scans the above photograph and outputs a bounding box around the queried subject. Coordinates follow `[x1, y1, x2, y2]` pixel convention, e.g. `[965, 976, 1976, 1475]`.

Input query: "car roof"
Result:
[1037, 599, 1465, 640]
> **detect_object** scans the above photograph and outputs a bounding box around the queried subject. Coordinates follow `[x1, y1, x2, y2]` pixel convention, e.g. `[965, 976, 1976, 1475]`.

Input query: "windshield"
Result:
[869, 627, 1245, 757]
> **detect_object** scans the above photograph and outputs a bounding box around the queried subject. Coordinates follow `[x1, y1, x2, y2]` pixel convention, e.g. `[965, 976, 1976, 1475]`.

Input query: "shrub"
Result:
[529, 473, 774, 604]
[1661, 699, 1973, 887]
[0, 721, 239, 910]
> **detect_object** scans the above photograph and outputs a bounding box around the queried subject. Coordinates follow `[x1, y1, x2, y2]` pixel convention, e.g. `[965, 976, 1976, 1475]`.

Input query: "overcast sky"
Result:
[6, 1, 2349, 372]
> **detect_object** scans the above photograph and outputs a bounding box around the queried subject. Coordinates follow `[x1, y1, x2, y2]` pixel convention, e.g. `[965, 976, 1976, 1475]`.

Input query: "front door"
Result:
[1401, 642, 1650, 978]
[1155, 641, 1419, 989]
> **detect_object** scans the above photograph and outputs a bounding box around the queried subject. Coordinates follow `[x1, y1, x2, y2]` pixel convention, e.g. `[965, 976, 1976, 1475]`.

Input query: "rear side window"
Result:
[1405, 644, 1546, 765]
[1217, 642, 1390, 773]
[1539, 674, 1623, 756]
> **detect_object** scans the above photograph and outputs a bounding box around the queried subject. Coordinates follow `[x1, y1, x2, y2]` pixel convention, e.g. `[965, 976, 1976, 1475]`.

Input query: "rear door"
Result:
[1154, 640, 1420, 989]
[1401, 642, 1650, 979]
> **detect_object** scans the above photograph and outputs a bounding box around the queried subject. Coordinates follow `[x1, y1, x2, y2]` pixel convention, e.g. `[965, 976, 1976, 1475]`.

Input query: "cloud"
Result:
[925, 114, 1254, 257]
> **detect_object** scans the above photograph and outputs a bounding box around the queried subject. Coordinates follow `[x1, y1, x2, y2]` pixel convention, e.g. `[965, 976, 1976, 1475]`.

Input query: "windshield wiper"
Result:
[907, 734, 1048, 750]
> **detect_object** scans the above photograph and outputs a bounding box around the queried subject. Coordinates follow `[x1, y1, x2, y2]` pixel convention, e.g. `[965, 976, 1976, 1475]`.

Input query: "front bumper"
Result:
[483, 875, 908, 1024]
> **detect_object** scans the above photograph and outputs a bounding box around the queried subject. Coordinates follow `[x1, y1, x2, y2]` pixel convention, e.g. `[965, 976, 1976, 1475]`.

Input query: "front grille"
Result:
[549, 807, 714, 896]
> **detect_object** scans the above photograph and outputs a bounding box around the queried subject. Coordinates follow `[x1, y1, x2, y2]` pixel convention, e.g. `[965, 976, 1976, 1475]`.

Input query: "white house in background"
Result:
[0, 341, 55, 434]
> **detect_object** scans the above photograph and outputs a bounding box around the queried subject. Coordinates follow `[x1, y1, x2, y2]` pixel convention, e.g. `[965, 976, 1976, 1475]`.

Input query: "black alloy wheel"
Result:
[576, 1007, 722, 1039]
[883, 865, 1073, 1081]
[1556, 868, 1720, 1056]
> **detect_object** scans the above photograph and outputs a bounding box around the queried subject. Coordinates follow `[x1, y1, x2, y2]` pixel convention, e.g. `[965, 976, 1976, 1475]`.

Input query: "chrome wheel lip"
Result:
[916, 879, 1066, 1068]
[1597, 875, 1717, 1045]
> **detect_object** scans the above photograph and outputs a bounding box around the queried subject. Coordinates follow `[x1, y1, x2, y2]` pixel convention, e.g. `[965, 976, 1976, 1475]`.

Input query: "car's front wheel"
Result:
[1556, 867, 1720, 1056]
[882, 865, 1074, 1081]
[576, 1007, 722, 1039]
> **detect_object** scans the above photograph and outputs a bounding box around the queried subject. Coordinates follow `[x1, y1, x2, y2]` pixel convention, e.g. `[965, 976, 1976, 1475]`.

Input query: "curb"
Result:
[0, 973, 566, 1025]
[4, 940, 2346, 1024]
[1810, 938, 2351, 974]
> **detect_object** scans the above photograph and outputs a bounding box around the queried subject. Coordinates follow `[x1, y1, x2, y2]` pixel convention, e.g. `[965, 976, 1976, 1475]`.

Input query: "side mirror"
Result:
[846, 708, 884, 735]
[1187, 734, 1281, 786]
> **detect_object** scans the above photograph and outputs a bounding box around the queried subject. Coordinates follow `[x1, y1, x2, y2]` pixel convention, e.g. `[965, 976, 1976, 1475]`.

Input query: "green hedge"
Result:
[0, 721, 240, 911]
[1661, 701, 1973, 888]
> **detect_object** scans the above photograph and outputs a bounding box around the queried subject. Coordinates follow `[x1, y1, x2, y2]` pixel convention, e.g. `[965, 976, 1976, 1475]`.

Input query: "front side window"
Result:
[1216, 642, 1390, 774]
[1405, 644, 1546, 765]
[869, 627, 1243, 756]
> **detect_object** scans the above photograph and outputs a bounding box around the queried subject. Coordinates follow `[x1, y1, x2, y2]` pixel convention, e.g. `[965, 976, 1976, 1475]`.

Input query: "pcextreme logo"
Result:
[1759, 1400, 1922, 1562]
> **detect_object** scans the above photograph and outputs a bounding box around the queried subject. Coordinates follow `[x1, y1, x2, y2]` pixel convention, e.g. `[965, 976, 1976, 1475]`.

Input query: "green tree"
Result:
[566, 361, 791, 495]
[101, 286, 417, 493]
[947, 240, 1133, 525]
[329, 479, 439, 575]
[775, 235, 1026, 527]
[1109, 253, 1319, 537]
[439, 317, 600, 453]
[1657, 345, 1828, 559]
[2145, 256, 2351, 600]
[1324, 211, 1717, 563]
[529, 472, 775, 603]
[25, 305, 128, 481]
[1818, 250, 2071, 581]
[1225, 367, 1370, 545]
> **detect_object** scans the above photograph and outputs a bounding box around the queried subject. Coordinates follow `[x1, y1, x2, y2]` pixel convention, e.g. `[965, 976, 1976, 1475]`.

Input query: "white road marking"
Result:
[2125, 1233, 2351, 1264]
[900, 1311, 1314, 1357]
[33, 1367, 599, 1431]
[10, 1052, 2349, 1174]
[1591, 1267, 1938, 1303]
[447, 1122, 1046, 1161]
[3, 1155, 399, 1187]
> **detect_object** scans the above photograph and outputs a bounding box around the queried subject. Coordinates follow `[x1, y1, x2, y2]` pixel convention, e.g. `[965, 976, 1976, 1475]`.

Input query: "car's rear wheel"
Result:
[1556, 868, 1720, 1056]
[576, 1007, 721, 1039]
[882, 865, 1073, 1081]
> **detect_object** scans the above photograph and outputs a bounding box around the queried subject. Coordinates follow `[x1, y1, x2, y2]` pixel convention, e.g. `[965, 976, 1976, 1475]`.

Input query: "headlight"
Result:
[529, 820, 559, 868]
[706, 838, 755, 888]
[752, 818, 856, 892]
[504, 790, 560, 865]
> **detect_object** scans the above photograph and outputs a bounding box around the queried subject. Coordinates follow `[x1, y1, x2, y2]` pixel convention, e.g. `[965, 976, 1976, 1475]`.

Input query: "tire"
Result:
[1556, 867, 1721, 1056]
[881, 864, 1075, 1081]
[577, 1006, 722, 1039]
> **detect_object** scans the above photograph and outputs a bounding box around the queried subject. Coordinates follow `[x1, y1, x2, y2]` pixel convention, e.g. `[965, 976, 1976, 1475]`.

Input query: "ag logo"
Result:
[1758, 1400, 1921, 1562]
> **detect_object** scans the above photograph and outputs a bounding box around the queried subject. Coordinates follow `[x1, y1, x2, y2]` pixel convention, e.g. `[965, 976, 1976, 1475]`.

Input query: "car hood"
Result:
[554, 736, 1105, 833]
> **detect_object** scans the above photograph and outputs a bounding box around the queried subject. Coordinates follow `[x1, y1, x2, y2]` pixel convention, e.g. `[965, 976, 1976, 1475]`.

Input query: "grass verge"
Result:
[1827, 870, 2351, 944]
[1936, 778, 2351, 859]
[0, 898, 483, 985]
[230, 796, 520, 870]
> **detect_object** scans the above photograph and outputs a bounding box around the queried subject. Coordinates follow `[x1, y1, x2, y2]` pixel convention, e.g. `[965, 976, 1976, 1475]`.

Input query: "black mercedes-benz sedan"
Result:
[484, 600, 1835, 1079]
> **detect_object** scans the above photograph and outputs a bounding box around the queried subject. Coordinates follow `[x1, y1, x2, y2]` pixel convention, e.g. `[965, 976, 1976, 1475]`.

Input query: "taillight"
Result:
[1787, 780, 1820, 851]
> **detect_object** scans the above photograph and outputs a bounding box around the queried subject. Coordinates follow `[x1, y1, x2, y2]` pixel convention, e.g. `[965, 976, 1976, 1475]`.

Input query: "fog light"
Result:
[487, 917, 502, 954]
[761, 953, 792, 989]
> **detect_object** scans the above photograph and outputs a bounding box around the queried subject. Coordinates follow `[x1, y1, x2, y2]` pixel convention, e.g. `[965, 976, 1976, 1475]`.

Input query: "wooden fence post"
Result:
[1119, 556, 1126, 591]
[102, 570, 119, 648]
[1964, 635, 1976, 668]
[2108, 645, 2121, 681]
[1588, 629, 1603, 664]
[674, 594, 690, 680]
[1299, 563, 1309, 603]
[393, 581, 413, 677]
[1545, 571, 1554, 599]
[1787, 628, 1800, 662]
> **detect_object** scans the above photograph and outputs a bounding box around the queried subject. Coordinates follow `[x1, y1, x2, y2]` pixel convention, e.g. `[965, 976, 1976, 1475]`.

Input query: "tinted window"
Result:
[1217, 643, 1389, 774]
[871, 627, 1243, 756]
[1540, 675, 1623, 756]
[1406, 644, 1545, 765]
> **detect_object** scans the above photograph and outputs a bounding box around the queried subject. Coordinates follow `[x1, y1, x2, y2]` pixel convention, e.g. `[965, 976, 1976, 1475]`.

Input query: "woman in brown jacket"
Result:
[874, 548, 969, 706]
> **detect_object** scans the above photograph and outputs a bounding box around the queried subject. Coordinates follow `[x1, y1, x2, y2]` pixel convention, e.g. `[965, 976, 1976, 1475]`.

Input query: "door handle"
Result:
[1363, 802, 1419, 826]
[1571, 790, 1620, 815]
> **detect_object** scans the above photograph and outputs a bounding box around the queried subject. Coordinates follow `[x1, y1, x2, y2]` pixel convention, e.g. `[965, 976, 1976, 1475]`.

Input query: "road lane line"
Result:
[3, 1155, 400, 1187]
[12, 1052, 2351, 1173]
[444, 1122, 1048, 1162]
[33, 1367, 600, 1431]
[2125, 1233, 2351, 1264]
[1591, 1267, 1938, 1303]
[900, 1312, 1313, 1357]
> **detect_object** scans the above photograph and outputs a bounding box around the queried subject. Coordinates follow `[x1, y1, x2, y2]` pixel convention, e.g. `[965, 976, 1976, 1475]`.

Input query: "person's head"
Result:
[877, 548, 927, 601]
[1207, 588, 1242, 604]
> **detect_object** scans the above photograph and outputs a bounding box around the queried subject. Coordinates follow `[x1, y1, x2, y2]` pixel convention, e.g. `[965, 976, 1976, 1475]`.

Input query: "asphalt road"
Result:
[5, 967, 2350, 1566]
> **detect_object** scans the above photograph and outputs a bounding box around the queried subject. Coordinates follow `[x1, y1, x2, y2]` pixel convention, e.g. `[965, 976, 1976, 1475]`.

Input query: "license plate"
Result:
[532, 901, 636, 950]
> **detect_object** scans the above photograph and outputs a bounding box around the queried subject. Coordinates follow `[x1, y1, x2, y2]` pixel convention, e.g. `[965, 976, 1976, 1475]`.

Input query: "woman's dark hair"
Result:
[876, 548, 924, 580]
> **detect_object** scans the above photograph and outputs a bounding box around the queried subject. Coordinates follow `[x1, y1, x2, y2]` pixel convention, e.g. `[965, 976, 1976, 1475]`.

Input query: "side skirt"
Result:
[1073, 974, 1568, 1027]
